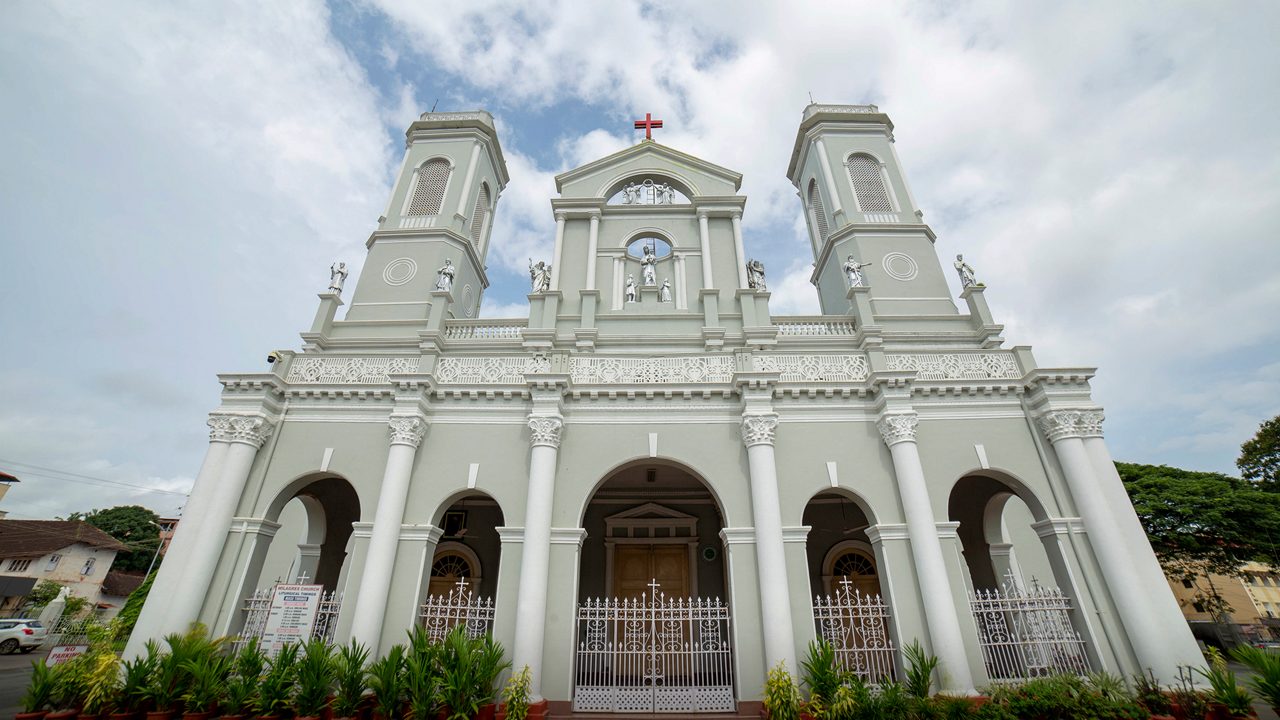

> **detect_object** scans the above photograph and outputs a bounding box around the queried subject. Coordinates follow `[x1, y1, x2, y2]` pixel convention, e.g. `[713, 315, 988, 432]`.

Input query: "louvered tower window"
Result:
[808, 179, 830, 242]
[846, 154, 894, 212]
[469, 183, 491, 248]
[406, 159, 451, 216]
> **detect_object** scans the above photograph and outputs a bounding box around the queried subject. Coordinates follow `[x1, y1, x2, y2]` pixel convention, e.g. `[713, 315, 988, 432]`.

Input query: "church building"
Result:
[128, 105, 1202, 709]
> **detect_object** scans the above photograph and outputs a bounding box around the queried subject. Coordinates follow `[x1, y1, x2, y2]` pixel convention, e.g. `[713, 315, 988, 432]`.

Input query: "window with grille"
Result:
[808, 180, 829, 241]
[833, 551, 876, 578]
[470, 183, 491, 247]
[45, 555, 60, 572]
[846, 154, 894, 213]
[431, 554, 473, 579]
[81, 557, 96, 575]
[7, 559, 31, 572]
[406, 159, 451, 216]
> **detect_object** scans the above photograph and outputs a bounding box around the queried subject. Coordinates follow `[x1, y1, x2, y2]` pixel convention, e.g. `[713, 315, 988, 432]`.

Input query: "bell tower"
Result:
[787, 104, 957, 318]
[342, 111, 509, 328]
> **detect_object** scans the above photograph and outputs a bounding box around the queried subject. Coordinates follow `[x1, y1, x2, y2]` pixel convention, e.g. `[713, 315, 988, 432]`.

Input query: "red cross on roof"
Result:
[634, 113, 664, 140]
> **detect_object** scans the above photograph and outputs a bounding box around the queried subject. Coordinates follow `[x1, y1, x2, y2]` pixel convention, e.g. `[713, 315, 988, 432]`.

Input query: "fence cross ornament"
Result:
[295, 571, 310, 584]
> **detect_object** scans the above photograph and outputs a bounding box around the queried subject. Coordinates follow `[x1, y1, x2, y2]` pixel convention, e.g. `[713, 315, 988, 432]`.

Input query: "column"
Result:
[731, 212, 748, 289]
[512, 415, 563, 698]
[350, 414, 427, 652]
[815, 138, 845, 223]
[125, 421, 233, 656]
[740, 414, 798, 672]
[877, 412, 975, 693]
[550, 212, 566, 290]
[698, 211, 714, 288]
[165, 412, 276, 640]
[584, 214, 600, 290]
[1038, 410, 1195, 681]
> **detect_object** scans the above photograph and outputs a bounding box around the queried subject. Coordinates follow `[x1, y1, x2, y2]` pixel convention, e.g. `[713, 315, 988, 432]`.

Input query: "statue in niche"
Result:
[655, 182, 674, 204]
[528, 258, 552, 293]
[622, 181, 640, 205]
[640, 243, 658, 286]
[843, 255, 872, 288]
[328, 262, 348, 294]
[746, 258, 767, 291]
[625, 275, 637, 303]
[659, 279, 673, 303]
[435, 259, 455, 292]
[954, 253, 979, 288]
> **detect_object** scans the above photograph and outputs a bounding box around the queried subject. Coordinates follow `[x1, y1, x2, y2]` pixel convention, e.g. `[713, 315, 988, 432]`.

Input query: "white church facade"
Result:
[128, 105, 1202, 709]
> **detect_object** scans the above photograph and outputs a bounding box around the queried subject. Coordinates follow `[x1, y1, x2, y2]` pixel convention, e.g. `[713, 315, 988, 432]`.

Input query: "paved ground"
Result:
[0, 647, 47, 716]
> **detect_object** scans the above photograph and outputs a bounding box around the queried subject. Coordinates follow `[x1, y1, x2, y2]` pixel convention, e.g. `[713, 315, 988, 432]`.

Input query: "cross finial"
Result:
[647, 578, 662, 595]
[838, 576, 854, 595]
[296, 571, 311, 584]
[634, 113, 664, 141]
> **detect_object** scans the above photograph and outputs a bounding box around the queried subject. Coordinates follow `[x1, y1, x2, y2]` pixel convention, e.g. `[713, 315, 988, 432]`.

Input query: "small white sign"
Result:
[259, 583, 324, 656]
[46, 645, 88, 666]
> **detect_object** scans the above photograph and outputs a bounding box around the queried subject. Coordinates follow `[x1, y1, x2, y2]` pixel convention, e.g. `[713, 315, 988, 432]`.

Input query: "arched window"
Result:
[406, 158, 451, 216]
[808, 179, 830, 242]
[832, 551, 876, 579]
[846, 154, 894, 213]
[469, 182, 491, 248]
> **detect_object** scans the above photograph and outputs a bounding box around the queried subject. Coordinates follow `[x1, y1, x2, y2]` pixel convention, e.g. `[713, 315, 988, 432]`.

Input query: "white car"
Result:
[0, 619, 47, 654]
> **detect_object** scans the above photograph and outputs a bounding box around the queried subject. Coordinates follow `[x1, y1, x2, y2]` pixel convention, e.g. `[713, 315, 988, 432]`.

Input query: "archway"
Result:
[947, 474, 1052, 591]
[426, 493, 504, 600]
[258, 475, 360, 591]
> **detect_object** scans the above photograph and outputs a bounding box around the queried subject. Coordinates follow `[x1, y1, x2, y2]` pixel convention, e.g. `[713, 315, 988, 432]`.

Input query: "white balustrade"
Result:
[442, 319, 527, 341]
[776, 317, 857, 336]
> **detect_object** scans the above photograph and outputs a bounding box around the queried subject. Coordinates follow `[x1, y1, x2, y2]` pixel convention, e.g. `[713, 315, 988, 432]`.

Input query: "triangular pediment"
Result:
[554, 141, 742, 199]
[605, 502, 697, 522]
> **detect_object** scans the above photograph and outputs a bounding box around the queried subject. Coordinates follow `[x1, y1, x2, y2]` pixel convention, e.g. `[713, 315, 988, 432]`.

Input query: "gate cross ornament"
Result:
[634, 113, 664, 140]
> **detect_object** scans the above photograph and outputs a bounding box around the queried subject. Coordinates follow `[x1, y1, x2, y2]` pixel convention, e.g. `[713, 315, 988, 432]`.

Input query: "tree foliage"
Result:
[1239, 414, 1280, 489]
[68, 505, 161, 573]
[26, 580, 64, 608]
[115, 570, 155, 635]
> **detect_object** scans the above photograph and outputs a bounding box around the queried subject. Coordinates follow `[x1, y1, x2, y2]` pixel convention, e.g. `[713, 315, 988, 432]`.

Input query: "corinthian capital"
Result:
[1036, 409, 1105, 443]
[740, 414, 779, 447]
[208, 412, 276, 448]
[388, 414, 428, 447]
[876, 412, 919, 447]
[527, 415, 564, 448]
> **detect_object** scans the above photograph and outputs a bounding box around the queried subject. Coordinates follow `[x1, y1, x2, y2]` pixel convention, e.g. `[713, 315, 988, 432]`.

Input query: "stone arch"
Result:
[947, 469, 1055, 591]
[575, 456, 730, 529]
[801, 488, 882, 598]
[258, 473, 360, 591]
[599, 171, 699, 201]
[425, 490, 505, 600]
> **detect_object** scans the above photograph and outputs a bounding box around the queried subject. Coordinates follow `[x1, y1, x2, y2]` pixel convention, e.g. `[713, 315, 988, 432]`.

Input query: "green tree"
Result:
[68, 505, 161, 573]
[1239, 414, 1280, 489]
[115, 570, 154, 635]
[26, 580, 64, 608]
[1118, 461, 1280, 618]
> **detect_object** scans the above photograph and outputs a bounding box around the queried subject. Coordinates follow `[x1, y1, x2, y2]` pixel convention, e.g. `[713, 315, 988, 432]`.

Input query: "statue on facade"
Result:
[954, 253, 979, 288]
[625, 275, 637, 302]
[528, 258, 552, 293]
[640, 244, 658, 286]
[328, 262, 348, 294]
[435, 259, 455, 292]
[746, 259, 767, 291]
[622, 181, 640, 205]
[655, 182, 674, 204]
[659, 279, 672, 303]
[843, 255, 872, 288]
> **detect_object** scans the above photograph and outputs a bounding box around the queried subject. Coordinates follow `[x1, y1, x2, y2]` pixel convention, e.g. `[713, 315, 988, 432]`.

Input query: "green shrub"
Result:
[1231, 644, 1280, 711]
[332, 640, 370, 719]
[256, 643, 300, 717]
[502, 666, 532, 720]
[21, 661, 56, 713]
[293, 639, 335, 717]
[763, 662, 800, 720]
[1131, 669, 1171, 714]
[182, 654, 230, 714]
[1199, 646, 1254, 716]
[222, 639, 267, 717]
[902, 640, 939, 699]
[367, 644, 406, 720]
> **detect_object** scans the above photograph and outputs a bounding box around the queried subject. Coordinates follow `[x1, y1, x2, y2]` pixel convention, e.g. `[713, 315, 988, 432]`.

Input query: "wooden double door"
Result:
[612, 543, 691, 599]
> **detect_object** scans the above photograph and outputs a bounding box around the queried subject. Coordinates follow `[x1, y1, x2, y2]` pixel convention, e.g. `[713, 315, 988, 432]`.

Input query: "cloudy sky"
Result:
[2, 1, 1278, 520]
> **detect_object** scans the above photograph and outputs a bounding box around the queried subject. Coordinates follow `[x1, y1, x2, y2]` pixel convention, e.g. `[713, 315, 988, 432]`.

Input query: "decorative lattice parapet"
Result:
[755, 353, 869, 382]
[570, 356, 735, 384]
[286, 356, 420, 384]
[885, 352, 1020, 381]
[436, 356, 551, 384]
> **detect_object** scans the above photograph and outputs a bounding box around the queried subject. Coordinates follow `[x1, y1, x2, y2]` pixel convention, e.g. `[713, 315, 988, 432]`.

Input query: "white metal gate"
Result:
[232, 587, 342, 653]
[573, 580, 735, 713]
[418, 579, 495, 642]
[970, 578, 1090, 680]
[812, 579, 897, 683]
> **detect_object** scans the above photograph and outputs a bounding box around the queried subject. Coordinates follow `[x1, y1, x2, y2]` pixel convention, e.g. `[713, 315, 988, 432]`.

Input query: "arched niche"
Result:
[604, 175, 693, 205]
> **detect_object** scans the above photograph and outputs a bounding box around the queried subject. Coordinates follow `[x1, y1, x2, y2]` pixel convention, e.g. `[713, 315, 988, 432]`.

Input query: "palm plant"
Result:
[20, 660, 56, 715]
[404, 629, 441, 720]
[366, 645, 406, 720]
[293, 640, 336, 718]
[120, 643, 161, 714]
[255, 643, 300, 719]
[800, 640, 841, 718]
[331, 640, 370, 720]
[1199, 646, 1255, 716]
[50, 655, 90, 713]
[902, 640, 938, 699]
[181, 654, 230, 716]
[221, 640, 268, 719]
[82, 652, 123, 715]
[1232, 645, 1280, 713]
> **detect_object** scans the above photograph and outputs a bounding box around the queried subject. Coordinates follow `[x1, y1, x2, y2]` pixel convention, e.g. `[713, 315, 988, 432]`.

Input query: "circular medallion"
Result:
[461, 284, 474, 317]
[882, 252, 919, 281]
[382, 257, 418, 286]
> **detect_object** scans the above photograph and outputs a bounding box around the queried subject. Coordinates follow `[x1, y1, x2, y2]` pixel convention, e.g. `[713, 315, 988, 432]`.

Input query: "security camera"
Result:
[266, 351, 283, 364]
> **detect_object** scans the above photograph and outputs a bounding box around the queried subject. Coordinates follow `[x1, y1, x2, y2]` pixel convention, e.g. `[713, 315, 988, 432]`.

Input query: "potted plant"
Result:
[1232, 644, 1280, 717]
[498, 667, 530, 720]
[18, 660, 57, 720]
[798, 640, 840, 720]
[81, 652, 124, 720]
[254, 644, 299, 720]
[1134, 669, 1175, 719]
[181, 655, 230, 720]
[403, 639, 439, 720]
[219, 641, 267, 720]
[117, 647, 161, 720]
[330, 641, 368, 720]
[366, 646, 405, 720]
[762, 662, 800, 720]
[1199, 647, 1255, 720]
[48, 655, 91, 720]
[293, 640, 335, 720]
[472, 634, 509, 720]
[901, 640, 938, 701]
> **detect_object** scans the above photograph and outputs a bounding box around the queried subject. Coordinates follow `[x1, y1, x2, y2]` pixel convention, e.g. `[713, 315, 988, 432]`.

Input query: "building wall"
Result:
[0, 543, 118, 608]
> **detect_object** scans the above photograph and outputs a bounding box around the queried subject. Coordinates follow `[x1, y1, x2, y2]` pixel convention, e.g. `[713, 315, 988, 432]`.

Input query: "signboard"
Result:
[46, 645, 88, 665]
[259, 583, 324, 656]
